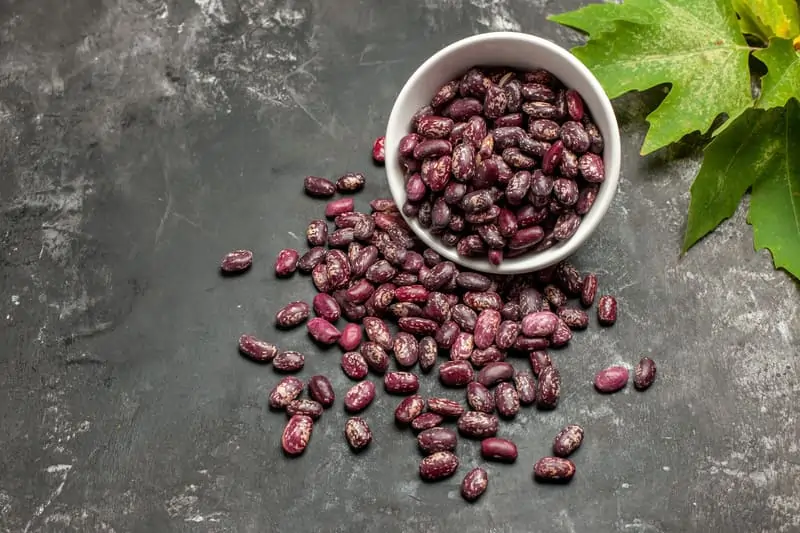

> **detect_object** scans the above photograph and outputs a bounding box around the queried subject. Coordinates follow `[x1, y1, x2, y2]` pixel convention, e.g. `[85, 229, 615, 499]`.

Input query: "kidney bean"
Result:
[328, 228, 355, 248]
[512, 371, 535, 405]
[390, 302, 424, 319]
[334, 173, 364, 193]
[519, 135, 551, 157]
[405, 174, 427, 203]
[595, 365, 629, 393]
[418, 427, 458, 454]
[494, 382, 520, 418]
[499, 302, 520, 322]
[521, 83, 556, 102]
[342, 303, 366, 322]
[344, 380, 376, 413]
[394, 273, 421, 288]
[313, 293, 341, 323]
[448, 305, 475, 332]
[574, 185, 598, 216]
[521, 311, 559, 337]
[439, 360, 474, 387]
[489, 321, 516, 351]
[508, 226, 545, 250]
[459, 68, 488, 97]
[470, 346, 505, 367]
[522, 100, 560, 119]
[558, 121, 589, 154]
[443, 183, 467, 207]
[304, 176, 336, 198]
[461, 467, 488, 502]
[340, 352, 368, 381]
[553, 212, 581, 241]
[390, 332, 418, 368]
[423, 262, 457, 291]
[392, 285, 426, 304]
[551, 179, 578, 207]
[463, 115, 488, 147]
[412, 105, 436, 131]
[287, 399, 323, 420]
[282, 414, 313, 456]
[529, 350, 552, 377]
[513, 336, 550, 351]
[492, 126, 524, 150]
[304, 221, 328, 248]
[419, 451, 459, 481]
[585, 121, 604, 153]
[418, 116, 455, 139]
[483, 83, 508, 119]
[269, 376, 304, 409]
[533, 457, 576, 482]
[399, 133, 422, 158]
[418, 336, 438, 373]
[459, 190, 493, 214]
[473, 309, 501, 350]
[536, 366, 560, 409]
[556, 307, 587, 330]
[565, 89, 584, 121]
[434, 320, 459, 349]
[424, 292, 452, 324]
[540, 139, 564, 175]
[466, 382, 495, 413]
[505, 171, 531, 205]
[528, 118, 560, 141]
[550, 318, 573, 347]
[273, 350, 305, 373]
[597, 295, 618, 326]
[450, 332, 474, 361]
[463, 292, 503, 312]
[345, 417, 372, 451]
[275, 301, 310, 329]
[579, 152, 605, 182]
[395, 394, 426, 425]
[457, 411, 498, 439]
[220, 249, 253, 273]
[305, 375, 334, 409]
[635, 357, 657, 390]
[297, 247, 326, 273]
[365, 260, 396, 284]
[324, 198, 353, 219]
[369, 199, 397, 213]
[411, 412, 444, 432]
[348, 246, 376, 278]
[501, 148, 535, 169]
[431, 80, 459, 107]
[396, 317, 438, 337]
[238, 334, 278, 363]
[495, 113, 523, 128]
[579, 273, 598, 307]
[464, 206, 500, 226]
[413, 139, 452, 160]
[384, 371, 420, 395]
[361, 342, 390, 374]
[307, 318, 342, 345]
[477, 362, 515, 388]
[544, 285, 568, 308]
[553, 424, 584, 457]
[372, 283, 397, 311]
[445, 98, 484, 122]
[453, 272, 489, 292]
[481, 437, 518, 463]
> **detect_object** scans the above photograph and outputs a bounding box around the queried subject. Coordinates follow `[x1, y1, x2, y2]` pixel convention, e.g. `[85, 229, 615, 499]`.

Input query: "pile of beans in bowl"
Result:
[395, 66, 606, 265]
[221, 65, 655, 504]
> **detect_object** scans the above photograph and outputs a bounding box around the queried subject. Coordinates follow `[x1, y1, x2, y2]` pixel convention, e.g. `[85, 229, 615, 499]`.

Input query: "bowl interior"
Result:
[385, 32, 621, 275]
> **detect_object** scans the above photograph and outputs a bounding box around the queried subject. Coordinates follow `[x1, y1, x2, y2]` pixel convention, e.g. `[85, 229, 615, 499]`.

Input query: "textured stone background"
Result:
[0, 0, 797, 531]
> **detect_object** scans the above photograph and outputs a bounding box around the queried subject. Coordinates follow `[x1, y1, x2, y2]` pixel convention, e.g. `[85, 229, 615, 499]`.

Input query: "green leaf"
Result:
[547, 3, 652, 36]
[754, 37, 800, 109]
[748, 98, 800, 278]
[558, 0, 753, 155]
[731, 0, 800, 41]
[683, 107, 780, 251]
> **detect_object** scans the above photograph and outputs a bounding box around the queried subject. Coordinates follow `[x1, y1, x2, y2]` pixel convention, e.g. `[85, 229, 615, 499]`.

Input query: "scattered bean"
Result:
[461, 467, 488, 502]
[345, 417, 373, 450]
[634, 357, 657, 390]
[220, 249, 253, 273]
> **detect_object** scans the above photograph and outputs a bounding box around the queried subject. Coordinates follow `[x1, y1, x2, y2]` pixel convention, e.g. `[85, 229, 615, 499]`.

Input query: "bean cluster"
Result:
[393, 66, 606, 265]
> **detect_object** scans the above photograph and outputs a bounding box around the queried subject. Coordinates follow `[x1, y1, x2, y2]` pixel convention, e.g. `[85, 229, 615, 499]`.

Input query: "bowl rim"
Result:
[384, 31, 621, 275]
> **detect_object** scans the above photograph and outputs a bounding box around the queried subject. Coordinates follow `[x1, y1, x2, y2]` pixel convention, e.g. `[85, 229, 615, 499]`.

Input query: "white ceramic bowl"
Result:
[385, 31, 621, 275]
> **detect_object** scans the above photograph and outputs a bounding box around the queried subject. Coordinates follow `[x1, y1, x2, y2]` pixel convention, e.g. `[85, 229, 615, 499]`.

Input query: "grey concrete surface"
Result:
[0, 0, 798, 531]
